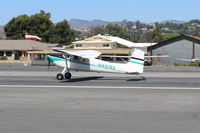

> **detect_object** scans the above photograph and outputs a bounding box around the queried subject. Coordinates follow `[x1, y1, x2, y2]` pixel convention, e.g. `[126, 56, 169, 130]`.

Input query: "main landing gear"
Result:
[56, 68, 72, 80]
[141, 76, 146, 80]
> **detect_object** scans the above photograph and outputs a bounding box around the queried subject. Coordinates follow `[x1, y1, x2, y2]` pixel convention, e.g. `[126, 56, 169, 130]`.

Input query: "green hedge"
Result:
[174, 62, 200, 67]
[0, 56, 8, 60]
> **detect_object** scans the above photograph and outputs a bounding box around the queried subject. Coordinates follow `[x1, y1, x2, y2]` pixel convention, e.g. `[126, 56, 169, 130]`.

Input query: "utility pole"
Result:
[192, 35, 195, 61]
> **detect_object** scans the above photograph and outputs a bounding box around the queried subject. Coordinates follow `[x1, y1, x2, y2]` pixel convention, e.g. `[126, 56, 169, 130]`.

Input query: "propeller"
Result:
[47, 58, 51, 69]
[46, 55, 51, 69]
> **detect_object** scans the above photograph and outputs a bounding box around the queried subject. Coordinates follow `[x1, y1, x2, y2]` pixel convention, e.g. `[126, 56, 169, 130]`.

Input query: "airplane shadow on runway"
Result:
[60, 76, 145, 82]
[126, 76, 146, 81]
[61, 76, 104, 82]
[95, 78, 145, 81]
[126, 78, 146, 81]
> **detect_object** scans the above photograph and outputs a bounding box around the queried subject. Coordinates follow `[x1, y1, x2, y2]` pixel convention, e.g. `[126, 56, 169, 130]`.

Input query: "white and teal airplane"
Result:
[47, 48, 145, 80]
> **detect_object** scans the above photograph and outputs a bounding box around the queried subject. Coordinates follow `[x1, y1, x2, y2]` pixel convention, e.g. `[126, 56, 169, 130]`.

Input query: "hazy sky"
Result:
[0, 0, 200, 25]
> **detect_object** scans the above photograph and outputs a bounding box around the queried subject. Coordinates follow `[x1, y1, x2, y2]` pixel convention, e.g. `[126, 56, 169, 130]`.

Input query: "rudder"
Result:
[128, 48, 144, 73]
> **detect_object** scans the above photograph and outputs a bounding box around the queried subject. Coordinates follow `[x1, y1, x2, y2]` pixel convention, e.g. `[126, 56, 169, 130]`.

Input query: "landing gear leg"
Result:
[141, 76, 146, 80]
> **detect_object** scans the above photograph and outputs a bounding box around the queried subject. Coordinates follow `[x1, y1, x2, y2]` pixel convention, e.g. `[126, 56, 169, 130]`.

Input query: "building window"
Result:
[103, 44, 109, 47]
[76, 44, 82, 47]
[0, 51, 4, 56]
[34, 54, 46, 60]
[6, 51, 12, 57]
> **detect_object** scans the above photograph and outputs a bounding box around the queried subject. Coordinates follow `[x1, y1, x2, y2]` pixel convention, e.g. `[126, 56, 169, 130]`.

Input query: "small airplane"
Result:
[47, 48, 145, 80]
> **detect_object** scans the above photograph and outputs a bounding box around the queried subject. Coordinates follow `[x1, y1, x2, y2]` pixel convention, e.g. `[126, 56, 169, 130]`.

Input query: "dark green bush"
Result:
[174, 62, 200, 67]
[0, 56, 8, 60]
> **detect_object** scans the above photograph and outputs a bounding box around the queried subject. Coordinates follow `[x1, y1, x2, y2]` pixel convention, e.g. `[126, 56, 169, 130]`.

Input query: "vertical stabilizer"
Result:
[128, 48, 144, 73]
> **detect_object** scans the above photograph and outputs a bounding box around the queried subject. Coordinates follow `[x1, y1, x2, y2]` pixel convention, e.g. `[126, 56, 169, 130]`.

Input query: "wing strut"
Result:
[64, 54, 69, 72]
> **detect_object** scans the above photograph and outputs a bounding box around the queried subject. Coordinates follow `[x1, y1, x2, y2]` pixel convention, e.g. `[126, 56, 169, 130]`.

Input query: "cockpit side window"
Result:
[71, 55, 79, 61]
[49, 54, 64, 59]
[70, 55, 89, 63]
[63, 54, 70, 58]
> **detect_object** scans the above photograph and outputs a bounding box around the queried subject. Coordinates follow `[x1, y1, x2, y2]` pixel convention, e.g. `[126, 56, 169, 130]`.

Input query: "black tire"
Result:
[57, 73, 64, 80]
[65, 72, 72, 79]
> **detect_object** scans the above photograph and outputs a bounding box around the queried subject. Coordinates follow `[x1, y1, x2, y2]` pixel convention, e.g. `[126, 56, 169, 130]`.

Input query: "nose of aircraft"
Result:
[46, 55, 53, 62]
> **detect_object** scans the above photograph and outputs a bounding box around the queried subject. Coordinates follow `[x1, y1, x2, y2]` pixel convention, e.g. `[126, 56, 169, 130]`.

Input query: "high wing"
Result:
[145, 55, 169, 58]
[100, 55, 169, 58]
[54, 49, 101, 58]
[177, 58, 200, 62]
[177, 58, 193, 62]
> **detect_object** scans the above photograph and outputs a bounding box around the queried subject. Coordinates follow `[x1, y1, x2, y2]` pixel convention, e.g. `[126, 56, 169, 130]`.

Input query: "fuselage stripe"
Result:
[128, 60, 144, 65]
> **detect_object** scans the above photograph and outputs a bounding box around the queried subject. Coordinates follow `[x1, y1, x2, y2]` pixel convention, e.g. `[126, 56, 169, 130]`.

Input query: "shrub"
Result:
[187, 62, 200, 67]
[174, 62, 182, 66]
[174, 62, 200, 67]
[0, 56, 8, 60]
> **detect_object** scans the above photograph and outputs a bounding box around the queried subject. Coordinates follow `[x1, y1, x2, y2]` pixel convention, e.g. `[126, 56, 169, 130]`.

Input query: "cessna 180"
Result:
[47, 48, 145, 80]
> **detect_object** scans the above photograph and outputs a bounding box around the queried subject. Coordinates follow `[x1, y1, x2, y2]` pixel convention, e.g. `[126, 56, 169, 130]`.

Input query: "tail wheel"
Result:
[57, 73, 64, 80]
[65, 72, 72, 79]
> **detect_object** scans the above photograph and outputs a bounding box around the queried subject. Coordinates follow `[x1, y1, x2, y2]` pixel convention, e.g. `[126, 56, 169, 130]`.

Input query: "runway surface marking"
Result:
[0, 85, 200, 90]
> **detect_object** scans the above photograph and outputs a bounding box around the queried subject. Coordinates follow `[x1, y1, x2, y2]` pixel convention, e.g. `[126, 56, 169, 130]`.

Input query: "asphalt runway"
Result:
[0, 70, 200, 88]
[0, 65, 200, 133]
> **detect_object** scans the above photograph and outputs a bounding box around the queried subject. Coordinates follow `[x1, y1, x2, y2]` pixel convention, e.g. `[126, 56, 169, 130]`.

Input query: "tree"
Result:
[4, 10, 75, 45]
[152, 26, 163, 42]
[90, 23, 131, 40]
[4, 10, 53, 42]
[162, 33, 180, 41]
[90, 26, 106, 36]
[28, 10, 53, 42]
[4, 15, 29, 39]
[49, 20, 75, 45]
